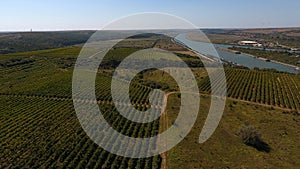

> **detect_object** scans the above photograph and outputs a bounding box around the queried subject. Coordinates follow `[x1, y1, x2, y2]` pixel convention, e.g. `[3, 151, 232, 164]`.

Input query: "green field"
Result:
[0, 46, 163, 168]
[1, 32, 300, 168]
[166, 95, 300, 169]
[0, 96, 162, 169]
[199, 69, 300, 111]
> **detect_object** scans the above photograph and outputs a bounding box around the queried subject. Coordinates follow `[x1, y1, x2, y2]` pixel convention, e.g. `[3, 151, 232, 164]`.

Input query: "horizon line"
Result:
[1, 26, 300, 33]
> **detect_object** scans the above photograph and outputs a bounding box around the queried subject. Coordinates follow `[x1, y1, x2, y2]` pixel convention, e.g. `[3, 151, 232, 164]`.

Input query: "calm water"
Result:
[228, 46, 300, 54]
[175, 34, 299, 74]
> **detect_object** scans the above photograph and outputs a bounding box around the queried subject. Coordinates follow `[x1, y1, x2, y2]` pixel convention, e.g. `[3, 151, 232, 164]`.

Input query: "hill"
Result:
[0, 31, 95, 54]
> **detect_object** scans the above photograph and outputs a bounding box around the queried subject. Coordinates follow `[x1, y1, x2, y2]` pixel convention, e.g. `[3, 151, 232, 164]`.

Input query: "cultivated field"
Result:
[1, 32, 299, 169]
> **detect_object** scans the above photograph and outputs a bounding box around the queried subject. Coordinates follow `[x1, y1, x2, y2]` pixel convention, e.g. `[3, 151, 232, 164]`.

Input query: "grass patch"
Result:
[166, 95, 300, 169]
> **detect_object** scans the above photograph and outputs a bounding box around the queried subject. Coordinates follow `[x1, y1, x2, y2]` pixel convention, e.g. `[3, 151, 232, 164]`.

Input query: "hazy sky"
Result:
[1, 0, 299, 31]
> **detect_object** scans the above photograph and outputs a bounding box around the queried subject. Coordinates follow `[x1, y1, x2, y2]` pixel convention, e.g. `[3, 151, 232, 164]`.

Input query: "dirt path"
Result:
[88, 49, 106, 59]
[160, 110, 168, 169]
[159, 92, 172, 169]
[1, 91, 297, 113]
[226, 96, 296, 112]
[166, 91, 298, 113]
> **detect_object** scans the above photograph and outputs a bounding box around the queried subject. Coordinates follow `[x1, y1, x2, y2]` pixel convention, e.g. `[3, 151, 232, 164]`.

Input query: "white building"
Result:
[238, 41, 262, 47]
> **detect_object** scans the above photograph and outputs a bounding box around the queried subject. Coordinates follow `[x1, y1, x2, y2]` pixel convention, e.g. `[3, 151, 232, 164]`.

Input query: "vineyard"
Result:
[1, 33, 300, 169]
[199, 69, 300, 111]
[0, 95, 161, 169]
[0, 46, 164, 168]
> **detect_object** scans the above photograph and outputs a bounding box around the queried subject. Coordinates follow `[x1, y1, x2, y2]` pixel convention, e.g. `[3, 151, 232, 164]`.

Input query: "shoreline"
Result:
[241, 52, 300, 70]
[181, 34, 300, 73]
[172, 38, 215, 62]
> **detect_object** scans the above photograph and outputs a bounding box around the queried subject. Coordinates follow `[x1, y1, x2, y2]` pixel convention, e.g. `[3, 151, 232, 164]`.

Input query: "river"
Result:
[175, 33, 299, 74]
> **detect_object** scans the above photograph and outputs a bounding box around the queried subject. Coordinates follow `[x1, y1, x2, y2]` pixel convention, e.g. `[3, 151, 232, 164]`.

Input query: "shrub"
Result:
[238, 125, 270, 152]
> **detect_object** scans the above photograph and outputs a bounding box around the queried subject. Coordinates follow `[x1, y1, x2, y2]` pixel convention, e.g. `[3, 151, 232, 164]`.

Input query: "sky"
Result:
[1, 0, 299, 31]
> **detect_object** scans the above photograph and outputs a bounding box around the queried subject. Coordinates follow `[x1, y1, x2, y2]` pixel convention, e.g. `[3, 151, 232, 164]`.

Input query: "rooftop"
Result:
[240, 41, 259, 44]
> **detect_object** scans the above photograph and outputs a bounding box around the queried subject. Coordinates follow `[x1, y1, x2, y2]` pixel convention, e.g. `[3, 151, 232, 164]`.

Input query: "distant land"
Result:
[0, 27, 299, 54]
